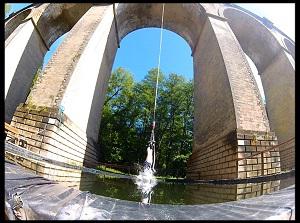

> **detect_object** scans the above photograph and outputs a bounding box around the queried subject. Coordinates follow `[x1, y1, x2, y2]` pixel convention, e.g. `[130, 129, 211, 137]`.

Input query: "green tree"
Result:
[99, 67, 135, 163]
[98, 67, 194, 177]
[155, 73, 193, 176]
[5, 4, 12, 17]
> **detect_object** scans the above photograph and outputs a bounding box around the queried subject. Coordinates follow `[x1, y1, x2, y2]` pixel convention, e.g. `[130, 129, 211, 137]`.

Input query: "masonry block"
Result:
[187, 129, 280, 180]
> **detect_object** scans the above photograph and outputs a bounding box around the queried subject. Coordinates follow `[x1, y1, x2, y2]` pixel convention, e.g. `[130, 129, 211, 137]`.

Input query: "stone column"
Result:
[10, 4, 116, 168]
[5, 18, 48, 122]
[261, 50, 295, 143]
[59, 4, 118, 144]
[187, 14, 279, 180]
[260, 50, 295, 170]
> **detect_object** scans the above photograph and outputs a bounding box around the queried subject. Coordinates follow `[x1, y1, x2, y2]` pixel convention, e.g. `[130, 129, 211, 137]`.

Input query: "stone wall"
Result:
[187, 129, 280, 180]
[187, 131, 237, 180]
[279, 141, 295, 171]
[5, 151, 97, 190]
[10, 103, 99, 168]
[236, 130, 280, 178]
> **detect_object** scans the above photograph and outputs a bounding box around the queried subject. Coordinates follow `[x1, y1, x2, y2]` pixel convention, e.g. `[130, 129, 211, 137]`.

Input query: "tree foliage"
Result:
[98, 67, 194, 177]
[5, 4, 12, 17]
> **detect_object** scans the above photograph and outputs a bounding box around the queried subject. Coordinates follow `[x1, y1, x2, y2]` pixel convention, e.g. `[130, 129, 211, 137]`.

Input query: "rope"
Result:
[149, 3, 165, 172]
[152, 3, 165, 130]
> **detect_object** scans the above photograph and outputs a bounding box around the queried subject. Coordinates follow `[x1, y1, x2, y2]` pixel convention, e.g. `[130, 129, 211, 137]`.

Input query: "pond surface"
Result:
[78, 172, 295, 205]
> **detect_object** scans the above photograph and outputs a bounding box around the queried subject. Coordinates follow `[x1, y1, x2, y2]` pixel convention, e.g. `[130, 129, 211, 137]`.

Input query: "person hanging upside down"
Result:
[143, 142, 155, 173]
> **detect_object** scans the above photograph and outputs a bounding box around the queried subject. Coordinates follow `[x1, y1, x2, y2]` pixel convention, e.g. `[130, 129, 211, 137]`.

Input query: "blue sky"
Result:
[5, 3, 31, 17]
[112, 28, 193, 81]
[5, 3, 295, 99]
[43, 28, 193, 82]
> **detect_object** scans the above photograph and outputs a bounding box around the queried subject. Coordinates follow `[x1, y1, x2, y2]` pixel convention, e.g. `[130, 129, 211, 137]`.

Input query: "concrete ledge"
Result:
[5, 160, 294, 220]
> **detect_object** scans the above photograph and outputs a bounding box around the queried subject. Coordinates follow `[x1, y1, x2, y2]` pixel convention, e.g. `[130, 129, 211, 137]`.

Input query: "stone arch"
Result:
[32, 3, 94, 47]
[5, 7, 32, 40]
[5, 3, 93, 122]
[221, 5, 295, 170]
[221, 6, 295, 142]
[7, 4, 281, 180]
[283, 38, 295, 60]
[115, 3, 207, 51]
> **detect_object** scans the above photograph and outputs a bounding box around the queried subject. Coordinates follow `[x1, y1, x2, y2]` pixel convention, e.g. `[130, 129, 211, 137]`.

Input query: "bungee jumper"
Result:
[143, 124, 156, 173]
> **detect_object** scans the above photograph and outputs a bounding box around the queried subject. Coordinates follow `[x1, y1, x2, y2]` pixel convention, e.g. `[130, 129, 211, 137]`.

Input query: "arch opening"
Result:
[98, 27, 194, 177]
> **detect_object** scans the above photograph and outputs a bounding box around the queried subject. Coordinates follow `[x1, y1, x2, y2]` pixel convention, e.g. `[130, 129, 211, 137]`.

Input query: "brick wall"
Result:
[214, 16, 270, 133]
[10, 103, 99, 168]
[187, 131, 237, 180]
[279, 143, 295, 171]
[236, 129, 280, 178]
[187, 129, 280, 180]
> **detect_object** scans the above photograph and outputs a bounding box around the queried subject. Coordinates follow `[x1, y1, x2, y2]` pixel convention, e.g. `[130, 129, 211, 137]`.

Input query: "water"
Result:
[79, 173, 294, 205]
[134, 169, 158, 204]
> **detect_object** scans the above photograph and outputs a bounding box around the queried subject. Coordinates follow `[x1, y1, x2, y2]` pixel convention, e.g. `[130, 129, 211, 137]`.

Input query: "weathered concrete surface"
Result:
[192, 16, 236, 148]
[5, 19, 47, 122]
[60, 5, 117, 143]
[29, 3, 93, 48]
[27, 5, 109, 106]
[115, 3, 207, 49]
[5, 160, 295, 220]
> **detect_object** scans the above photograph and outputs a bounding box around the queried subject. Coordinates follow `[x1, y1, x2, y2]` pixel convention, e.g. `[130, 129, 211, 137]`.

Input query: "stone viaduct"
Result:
[5, 3, 294, 180]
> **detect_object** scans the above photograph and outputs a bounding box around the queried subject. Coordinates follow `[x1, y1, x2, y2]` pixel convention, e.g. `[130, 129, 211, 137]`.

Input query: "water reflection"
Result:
[184, 180, 281, 204]
[77, 174, 294, 205]
[41, 170, 294, 205]
[11, 154, 294, 205]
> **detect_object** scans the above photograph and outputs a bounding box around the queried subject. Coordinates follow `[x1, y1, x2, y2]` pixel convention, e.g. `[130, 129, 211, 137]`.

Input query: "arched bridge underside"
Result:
[5, 3, 294, 180]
